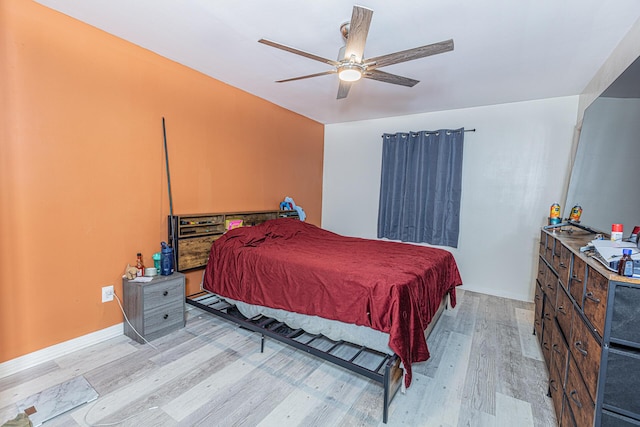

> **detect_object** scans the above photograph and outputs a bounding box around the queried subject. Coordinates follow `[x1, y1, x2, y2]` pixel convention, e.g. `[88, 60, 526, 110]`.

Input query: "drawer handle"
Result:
[585, 292, 600, 303]
[544, 313, 552, 320]
[549, 379, 558, 392]
[569, 390, 583, 409]
[552, 343, 561, 354]
[571, 275, 582, 283]
[163, 291, 169, 297]
[557, 305, 566, 314]
[163, 314, 169, 320]
[535, 294, 541, 300]
[559, 262, 567, 268]
[574, 341, 588, 356]
[542, 342, 550, 350]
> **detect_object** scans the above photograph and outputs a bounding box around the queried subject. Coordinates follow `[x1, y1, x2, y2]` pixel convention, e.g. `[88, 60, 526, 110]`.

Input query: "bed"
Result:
[190, 217, 462, 422]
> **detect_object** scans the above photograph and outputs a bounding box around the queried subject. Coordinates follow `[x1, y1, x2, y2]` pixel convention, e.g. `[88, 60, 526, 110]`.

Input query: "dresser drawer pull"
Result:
[571, 275, 582, 283]
[544, 313, 552, 320]
[557, 305, 566, 314]
[559, 262, 567, 268]
[574, 341, 588, 356]
[552, 343, 561, 354]
[163, 291, 169, 296]
[569, 390, 583, 409]
[543, 342, 550, 351]
[549, 379, 558, 392]
[163, 314, 169, 320]
[535, 294, 541, 300]
[585, 292, 600, 303]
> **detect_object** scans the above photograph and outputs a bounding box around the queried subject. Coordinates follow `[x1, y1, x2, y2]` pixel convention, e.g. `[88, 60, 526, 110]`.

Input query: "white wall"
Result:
[322, 96, 579, 302]
[566, 97, 640, 233]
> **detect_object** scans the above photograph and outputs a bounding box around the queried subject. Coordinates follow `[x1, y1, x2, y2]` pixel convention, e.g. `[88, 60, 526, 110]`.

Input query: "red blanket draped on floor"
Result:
[202, 218, 462, 387]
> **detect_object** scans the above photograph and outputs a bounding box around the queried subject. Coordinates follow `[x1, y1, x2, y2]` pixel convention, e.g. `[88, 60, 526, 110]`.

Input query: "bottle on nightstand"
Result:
[136, 252, 145, 277]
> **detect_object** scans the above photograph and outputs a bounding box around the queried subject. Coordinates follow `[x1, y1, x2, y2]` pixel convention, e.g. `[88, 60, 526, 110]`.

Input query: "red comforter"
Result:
[202, 218, 462, 387]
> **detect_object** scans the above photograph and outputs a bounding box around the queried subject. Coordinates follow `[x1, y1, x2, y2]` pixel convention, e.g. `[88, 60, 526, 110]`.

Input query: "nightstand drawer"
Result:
[144, 300, 184, 336]
[144, 280, 183, 309]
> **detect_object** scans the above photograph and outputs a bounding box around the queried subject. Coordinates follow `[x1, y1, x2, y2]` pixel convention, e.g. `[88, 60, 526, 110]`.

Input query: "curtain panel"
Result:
[377, 129, 464, 248]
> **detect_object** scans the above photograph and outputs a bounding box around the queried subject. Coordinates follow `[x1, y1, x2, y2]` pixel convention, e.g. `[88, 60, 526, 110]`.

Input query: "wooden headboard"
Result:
[168, 210, 299, 271]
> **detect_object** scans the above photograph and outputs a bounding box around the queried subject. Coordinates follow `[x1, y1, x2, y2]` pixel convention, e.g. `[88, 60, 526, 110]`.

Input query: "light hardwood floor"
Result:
[0, 290, 557, 426]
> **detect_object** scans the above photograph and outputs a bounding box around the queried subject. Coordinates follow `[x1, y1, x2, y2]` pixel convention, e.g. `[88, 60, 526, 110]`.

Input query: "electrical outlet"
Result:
[102, 285, 114, 303]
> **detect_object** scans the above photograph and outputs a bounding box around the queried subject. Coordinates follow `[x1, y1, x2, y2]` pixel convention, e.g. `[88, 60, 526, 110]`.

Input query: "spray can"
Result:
[549, 203, 561, 219]
[569, 205, 583, 222]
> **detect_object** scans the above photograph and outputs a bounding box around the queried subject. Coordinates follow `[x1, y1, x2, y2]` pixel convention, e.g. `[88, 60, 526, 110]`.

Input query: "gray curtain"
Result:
[377, 128, 464, 247]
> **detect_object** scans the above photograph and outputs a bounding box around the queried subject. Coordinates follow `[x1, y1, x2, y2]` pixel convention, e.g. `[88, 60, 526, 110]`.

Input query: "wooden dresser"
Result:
[535, 227, 640, 426]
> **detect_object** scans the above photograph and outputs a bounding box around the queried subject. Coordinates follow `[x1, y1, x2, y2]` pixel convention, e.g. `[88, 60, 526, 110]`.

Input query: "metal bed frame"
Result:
[186, 290, 404, 423]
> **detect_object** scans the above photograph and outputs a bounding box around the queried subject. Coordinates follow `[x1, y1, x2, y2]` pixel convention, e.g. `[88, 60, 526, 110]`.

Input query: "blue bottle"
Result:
[160, 242, 174, 276]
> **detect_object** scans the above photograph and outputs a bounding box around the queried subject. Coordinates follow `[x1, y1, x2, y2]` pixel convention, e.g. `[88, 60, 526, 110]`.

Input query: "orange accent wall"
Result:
[0, 1, 324, 363]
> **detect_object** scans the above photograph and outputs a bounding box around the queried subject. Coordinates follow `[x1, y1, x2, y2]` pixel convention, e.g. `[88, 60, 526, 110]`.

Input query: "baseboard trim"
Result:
[0, 323, 123, 379]
[458, 284, 533, 303]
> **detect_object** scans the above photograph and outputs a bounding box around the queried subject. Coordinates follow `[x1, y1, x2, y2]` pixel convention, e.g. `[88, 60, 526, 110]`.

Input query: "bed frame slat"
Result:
[186, 291, 404, 423]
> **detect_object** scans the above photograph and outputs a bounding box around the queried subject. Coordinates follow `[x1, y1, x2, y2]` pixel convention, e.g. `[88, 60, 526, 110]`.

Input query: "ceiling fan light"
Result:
[338, 65, 362, 82]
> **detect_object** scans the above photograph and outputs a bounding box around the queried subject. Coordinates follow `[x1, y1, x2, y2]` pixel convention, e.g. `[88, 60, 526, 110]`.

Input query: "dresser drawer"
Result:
[537, 257, 546, 284]
[144, 280, 184, 308]
[566, 355, 595, 427]
[600, 410, 640, 426]
[548, 361, 564, 420]
[534, 282, 544, 342]
[540, 230, 547, 258]
[609, 283, 640, 344]
[556, 285, 573, 342]
[602, 347, 640, 417]
[562, 395, 577, 427]
[571, 307, 601, 402]
[544, 266, 558, 310]
[143, 300, 184, 336]
[546, 235, 555, 264]
[550, 319, 569, 388]
[584, 266, 608, 337]
[558, 244, 572, 288]
[542, 314, 553, 367]
[569, 256, 585, 308]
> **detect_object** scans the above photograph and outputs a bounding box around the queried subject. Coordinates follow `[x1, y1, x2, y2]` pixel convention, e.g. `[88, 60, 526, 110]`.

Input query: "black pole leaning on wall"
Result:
[162, 117, 177, 267]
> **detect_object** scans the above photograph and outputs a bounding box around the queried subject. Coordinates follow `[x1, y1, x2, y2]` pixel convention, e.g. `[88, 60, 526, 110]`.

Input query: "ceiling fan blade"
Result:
[366, 39, 454, 69]
[276, 70, 337, 83]
[342, 6, 373, 62]
[337, 80, 352, 99]
[259, 39, 340, 66]
[364, 69, 419, 87]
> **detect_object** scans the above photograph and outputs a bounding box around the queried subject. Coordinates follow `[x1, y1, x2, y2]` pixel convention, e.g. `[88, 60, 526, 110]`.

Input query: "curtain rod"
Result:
[382, 128, 476, 137]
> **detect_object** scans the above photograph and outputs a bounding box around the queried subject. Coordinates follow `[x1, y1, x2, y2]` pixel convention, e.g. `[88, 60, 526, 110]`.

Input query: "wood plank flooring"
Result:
[0, 290, 557, 426]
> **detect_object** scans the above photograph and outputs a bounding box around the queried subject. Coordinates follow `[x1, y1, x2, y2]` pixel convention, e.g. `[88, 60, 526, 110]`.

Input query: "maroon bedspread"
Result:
[202, 218, 462, 387]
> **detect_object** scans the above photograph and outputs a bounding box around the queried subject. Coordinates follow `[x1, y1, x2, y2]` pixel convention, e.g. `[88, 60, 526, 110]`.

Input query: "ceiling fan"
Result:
[258, 5, 454, 99]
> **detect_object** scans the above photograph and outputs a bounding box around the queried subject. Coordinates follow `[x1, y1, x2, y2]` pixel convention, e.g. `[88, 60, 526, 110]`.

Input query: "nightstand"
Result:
[122, 272, 185, 343]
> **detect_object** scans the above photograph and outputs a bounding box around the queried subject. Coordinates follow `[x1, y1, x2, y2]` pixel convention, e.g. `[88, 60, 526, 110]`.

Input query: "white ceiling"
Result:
[35, 0, 640, 124]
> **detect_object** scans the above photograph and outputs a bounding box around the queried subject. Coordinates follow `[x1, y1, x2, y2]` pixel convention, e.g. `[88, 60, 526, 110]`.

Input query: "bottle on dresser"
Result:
[617, 248, 634, 277]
